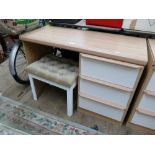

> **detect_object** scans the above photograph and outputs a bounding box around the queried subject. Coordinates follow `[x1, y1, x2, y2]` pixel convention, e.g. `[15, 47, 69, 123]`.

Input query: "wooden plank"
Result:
[20, 26, 148, 65]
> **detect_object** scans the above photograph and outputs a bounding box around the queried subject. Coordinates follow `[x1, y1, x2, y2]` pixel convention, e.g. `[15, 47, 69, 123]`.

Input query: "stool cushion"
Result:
[26, 54, 79, 87]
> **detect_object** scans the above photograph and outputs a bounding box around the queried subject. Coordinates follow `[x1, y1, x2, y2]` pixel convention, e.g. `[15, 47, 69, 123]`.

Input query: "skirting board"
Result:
[77, 107, 123, 126]
[127, 122, 155, 135]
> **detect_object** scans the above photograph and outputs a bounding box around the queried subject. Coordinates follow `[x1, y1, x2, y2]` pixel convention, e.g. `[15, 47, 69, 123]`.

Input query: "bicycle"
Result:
[0, 19, 44, 84]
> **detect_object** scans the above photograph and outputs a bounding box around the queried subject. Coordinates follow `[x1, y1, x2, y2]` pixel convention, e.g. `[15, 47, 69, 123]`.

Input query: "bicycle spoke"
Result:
[19, 47, 24, 52]
[18, 70, 28, 81]
[17, 56, 25, 60]
[16, 64, 27, 71]
[18, 48, 26, 58]
[16, 60, 27, 67]
[22, 72, 28, 80]
[16, 61, 27, 68]
[17, 67, 27, 76]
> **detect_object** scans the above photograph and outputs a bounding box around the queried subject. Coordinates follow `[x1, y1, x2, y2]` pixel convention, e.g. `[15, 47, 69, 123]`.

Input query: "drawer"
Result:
[79, 77, 131, 107]
[138, 93, 155, 112]
[80, 54, 143, 88]
[146, 70, 155, 92]
[131, 111, 155, 130]
[78, 95, 124, 121]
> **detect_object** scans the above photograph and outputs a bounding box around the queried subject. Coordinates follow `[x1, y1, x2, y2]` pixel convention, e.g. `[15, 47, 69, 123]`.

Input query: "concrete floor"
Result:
[0, 59, 148, 134]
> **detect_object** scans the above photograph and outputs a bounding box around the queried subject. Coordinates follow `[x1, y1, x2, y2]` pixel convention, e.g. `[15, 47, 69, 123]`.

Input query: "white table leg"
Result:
[67, 88, 73, 116]
[29, 75, 38, 101]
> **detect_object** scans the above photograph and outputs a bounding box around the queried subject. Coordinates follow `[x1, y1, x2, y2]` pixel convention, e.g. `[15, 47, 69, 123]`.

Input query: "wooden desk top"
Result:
[148, 39, 155, 65]
[20, 26, 148, 66]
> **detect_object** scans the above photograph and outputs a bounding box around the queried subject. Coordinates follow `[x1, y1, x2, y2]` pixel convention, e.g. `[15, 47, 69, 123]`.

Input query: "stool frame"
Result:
[28, 73, 77, 116]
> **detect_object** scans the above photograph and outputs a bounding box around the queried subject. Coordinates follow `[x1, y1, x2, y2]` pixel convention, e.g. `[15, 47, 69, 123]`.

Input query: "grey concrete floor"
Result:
[0, 59, 148, 134]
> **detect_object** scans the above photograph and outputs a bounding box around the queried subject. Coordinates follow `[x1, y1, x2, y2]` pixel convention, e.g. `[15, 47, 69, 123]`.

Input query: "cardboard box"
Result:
[122, 19, 155, 33]
[0, 19, 39, 35]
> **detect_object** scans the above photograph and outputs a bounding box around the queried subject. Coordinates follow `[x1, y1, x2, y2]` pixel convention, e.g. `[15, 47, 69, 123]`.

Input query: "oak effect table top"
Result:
[148, 39, 155, 65]
[20, 25, 148, 66]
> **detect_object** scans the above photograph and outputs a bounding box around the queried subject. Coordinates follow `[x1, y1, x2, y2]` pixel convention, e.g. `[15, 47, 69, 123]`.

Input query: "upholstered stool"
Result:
[26, 54, 78, 116]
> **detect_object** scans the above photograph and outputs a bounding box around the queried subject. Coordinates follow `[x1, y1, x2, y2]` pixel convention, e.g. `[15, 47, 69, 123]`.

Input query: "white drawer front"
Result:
[80, 55, 141, 88]
[79, 96, 124, 121]
[146, 71, 155, 92]
[131, 112, 155, 130]
[79, 78, 131, 107]
[138, 94, 155, 112]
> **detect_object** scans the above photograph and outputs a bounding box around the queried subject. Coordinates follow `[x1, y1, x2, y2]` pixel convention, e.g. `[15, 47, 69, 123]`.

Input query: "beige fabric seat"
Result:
[26, 54, 79, 117]
[26, 54, 79, 87]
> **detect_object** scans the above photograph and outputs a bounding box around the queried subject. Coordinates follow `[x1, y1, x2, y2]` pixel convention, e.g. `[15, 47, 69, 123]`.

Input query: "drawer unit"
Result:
[127, 39, 155, 133]
[79, 95, 124, 121]
[79, 53, 145, 123]
[80, 54, 143, 88]
[79, 77, 131, 107]
[146, 69, 155, 92]
[131, 111, 155, 130]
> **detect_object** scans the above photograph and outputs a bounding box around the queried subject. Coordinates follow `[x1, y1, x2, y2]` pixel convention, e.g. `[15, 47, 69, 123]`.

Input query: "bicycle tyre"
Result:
[9, 41, 29, 84]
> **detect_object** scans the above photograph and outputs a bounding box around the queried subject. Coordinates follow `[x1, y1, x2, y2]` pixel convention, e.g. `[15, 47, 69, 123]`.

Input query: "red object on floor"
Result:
[86, 19, 123, 28]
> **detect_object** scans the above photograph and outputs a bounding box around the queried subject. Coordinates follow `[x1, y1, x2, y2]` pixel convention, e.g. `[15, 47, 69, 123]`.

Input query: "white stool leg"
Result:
[29, 75, 38, 101]
[67, 88, 73, 116]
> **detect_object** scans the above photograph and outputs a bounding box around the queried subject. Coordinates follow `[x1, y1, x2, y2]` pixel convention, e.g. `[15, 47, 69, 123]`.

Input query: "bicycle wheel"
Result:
[9, 40, 29, 84]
